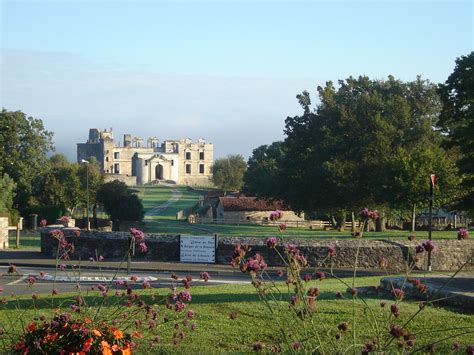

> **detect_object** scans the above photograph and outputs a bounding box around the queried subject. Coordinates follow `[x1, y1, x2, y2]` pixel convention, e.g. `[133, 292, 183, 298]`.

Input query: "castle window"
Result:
[114, 164, 120, 174]
[186, 164, 191, 174]
[105, 157, 109, 162]
[114, 152, 120, 159]
[199, 164, 205, 174]
[199, 152, 204, 160]
[186, 152, 191, 160]
[171, 160, 174, 166]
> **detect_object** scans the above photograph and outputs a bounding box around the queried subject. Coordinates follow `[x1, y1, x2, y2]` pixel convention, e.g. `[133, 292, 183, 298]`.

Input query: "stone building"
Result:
[77, 128, 213, 186]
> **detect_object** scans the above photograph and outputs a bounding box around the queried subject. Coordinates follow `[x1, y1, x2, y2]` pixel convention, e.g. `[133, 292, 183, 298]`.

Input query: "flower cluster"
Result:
[39, 219, 47, 228]
[269, 210, 284, 221]
[415, 240, 436, 254]
[48, 229, 64, 240]
[244, 254, 268, 273]
[59, 216, 71, 225]
[129, 228, 148, 253]
[13, 313, 132, 354]
[457, 228, 469, 240]
[284, 243, 308, 269]
[230, 243, 251, 268]
[266, 237, 278, 248]
[360, 208, 378, 220]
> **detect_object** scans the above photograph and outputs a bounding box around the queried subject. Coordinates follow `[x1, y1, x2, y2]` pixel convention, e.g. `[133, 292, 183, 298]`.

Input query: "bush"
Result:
[22, 205, 63, 226]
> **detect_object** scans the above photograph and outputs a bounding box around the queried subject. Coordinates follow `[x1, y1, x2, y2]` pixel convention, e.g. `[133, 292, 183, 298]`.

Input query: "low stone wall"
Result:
[40, 230, 474, 272]
[0, 217, 8, 249]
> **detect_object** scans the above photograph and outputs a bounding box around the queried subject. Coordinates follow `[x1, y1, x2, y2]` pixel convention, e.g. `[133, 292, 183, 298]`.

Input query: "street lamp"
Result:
[81, 159, 90, 231]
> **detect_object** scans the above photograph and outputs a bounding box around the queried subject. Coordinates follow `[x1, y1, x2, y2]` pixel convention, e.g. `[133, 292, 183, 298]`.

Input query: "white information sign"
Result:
[180, 235, 216, 263]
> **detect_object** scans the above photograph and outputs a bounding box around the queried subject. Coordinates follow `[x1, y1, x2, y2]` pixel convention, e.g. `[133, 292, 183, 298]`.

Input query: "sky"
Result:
[1, 0, 472, 160]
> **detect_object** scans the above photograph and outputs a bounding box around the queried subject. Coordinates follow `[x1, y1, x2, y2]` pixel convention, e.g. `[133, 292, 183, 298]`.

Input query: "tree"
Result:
[243, 142, 285, 198]
[38, 154, 81, 215]
[438, 52, 474, 212]
[96, 180, 144, 228]
[77, 156, 103, 224]
[211, 154, 247, 191]
[280, 76, 459, 230]
[0, 109, 54, 210]
[0, 172, 16, 215]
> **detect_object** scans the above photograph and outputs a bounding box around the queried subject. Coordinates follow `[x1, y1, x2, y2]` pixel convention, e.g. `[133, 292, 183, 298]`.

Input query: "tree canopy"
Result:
[438, 51, 474, 212]
[96, 180, 144, 225]
[0, 109, 54, 210]
[246, 76, 460, 225]
[211, 155, 247, 191]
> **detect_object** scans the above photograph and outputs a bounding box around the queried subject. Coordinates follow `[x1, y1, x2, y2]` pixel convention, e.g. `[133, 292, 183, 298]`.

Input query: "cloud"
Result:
[0, 48, 322, 160]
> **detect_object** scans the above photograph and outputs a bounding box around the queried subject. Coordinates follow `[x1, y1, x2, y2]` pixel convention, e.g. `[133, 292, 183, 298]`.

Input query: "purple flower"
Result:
[327, 243, 337, 257]
[422, 240, 436, 252]
[415, 244, 425, 253]
[39, 219, 47, 227]
[27, 276, 36, 285]
[187, 310, 195, 318]
[178, 290, 192, 302]
[390, 325, 404, 338]
[451, 342, 460, 352]
[253, 342, 264, 351]
[175, 301, 186, 312]
[337, 322, 349, 332]
[457, 228, 469, 240]
[266, 237, 278, 248]
[74, 229, 81, 237]
[191, 323, 197, 331]
[245, 253, 267, 272]
[391, 303, 400, 317]
[143, 281, 151, 289]
[292, 341, 302, 350]
[130, 228, 145, 241]
[315, 272, 326, 281]
[60, 264, 66, 271]
[303, 273, 312, 282]
[139, 242, 148, 253]
[360, 208, 378, 220]
[200, 271, 210, 282]
[269, 210, 284, 221]
[148, 320, 156, 329]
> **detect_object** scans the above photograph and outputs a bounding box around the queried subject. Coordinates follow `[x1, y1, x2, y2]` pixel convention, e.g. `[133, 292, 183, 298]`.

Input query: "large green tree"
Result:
[96, 180, 144, 228]
[438, 52, 474, 212]
[211, 154, 247, 191]
[243, 141, 285, 198]
[280, 76, 459, 230]
[0, 172, 16, 216]
[0, 109, 54, 210]
[38, 154, 81, 215]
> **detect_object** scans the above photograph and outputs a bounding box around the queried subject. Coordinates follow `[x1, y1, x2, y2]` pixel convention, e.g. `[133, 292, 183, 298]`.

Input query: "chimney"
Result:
[124, 134, 131, 148]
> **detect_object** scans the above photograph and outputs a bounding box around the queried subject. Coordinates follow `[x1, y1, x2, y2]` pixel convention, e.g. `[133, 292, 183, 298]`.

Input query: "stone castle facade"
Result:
[77, 128, 213, 186]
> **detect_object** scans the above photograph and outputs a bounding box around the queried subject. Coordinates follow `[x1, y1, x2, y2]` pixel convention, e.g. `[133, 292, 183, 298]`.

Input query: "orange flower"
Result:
[26, 322, 36, 332]
[111, 344, 120, 352]
[113, 329, 123, 339]
[122, 343, 131, 355]
[93, 329, 102, 337]
[101, 340, 112, 355]
[84, 318, 92, 324]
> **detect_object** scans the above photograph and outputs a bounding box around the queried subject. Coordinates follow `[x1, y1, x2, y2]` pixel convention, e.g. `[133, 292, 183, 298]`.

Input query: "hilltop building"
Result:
[77, 128, 213, 186]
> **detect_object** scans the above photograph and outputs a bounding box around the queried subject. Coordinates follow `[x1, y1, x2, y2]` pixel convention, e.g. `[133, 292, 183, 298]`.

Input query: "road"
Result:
[0, 265, 251, 296]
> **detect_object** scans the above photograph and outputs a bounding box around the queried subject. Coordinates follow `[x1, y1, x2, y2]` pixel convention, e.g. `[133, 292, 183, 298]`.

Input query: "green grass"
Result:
[0, 276, 472, 353]
[8, 231, 41, 249]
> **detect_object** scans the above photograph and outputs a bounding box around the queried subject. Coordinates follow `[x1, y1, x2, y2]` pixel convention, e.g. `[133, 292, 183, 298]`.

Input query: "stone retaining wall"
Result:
[40, 230, 473, 272]
[0, 217, 8, 249]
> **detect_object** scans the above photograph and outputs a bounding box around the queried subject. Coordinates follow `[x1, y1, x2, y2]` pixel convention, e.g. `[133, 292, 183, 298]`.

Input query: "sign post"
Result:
[180, 235, 216, 263]
[428, 174, 435, 272]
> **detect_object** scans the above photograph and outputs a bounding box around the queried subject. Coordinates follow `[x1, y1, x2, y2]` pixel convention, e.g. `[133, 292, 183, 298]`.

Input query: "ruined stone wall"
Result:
[40, 230, 473, 272]
[0, 217, 8, 249]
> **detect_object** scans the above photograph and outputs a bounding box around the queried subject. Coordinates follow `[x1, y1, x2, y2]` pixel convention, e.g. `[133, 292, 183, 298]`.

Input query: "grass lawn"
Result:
[0, 276, 472, 353]
[8, 231, 41, 250]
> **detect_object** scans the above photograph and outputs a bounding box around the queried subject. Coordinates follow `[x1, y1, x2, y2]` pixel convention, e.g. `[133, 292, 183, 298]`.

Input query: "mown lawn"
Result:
[0, 276, 472, 353]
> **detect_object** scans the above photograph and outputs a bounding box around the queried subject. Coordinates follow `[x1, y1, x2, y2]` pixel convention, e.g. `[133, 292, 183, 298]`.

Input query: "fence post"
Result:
[16, 217, 22, 248]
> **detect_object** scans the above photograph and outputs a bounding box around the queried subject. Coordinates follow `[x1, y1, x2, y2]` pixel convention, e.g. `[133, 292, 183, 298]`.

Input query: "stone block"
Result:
[0, 217, 9, 249]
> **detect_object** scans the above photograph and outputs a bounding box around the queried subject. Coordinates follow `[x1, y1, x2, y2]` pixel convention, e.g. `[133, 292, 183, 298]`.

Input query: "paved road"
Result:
[144, 189, 182, 219]
[0, 265, 251, 296]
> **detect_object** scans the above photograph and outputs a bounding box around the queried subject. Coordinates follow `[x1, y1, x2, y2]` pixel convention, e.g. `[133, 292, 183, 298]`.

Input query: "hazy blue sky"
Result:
[1, 0, 472, 160]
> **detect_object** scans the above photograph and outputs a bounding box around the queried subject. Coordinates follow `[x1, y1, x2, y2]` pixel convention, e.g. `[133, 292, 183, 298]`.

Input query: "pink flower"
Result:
[200, 271, 210, 282]
[59, 216, 70, 224]
[292, 341, 302, 350]
[74, 229, 81, 237]
[139, 242, 148, 253]
[390, 325, 404, 338]
[315, 272, 326, 281]
[175, 301, 186, 312]
[27, 276, 36, 285]
[39, 219, 47, 227]
[245, 253, 267, 272]
[178, 290, 192, 302]
[391, 303, 400, 317]
[392, 288, 405, 300]
[49, 229, 64, 240]
[303, 273, 312, 282]
[60, 264, 66, 271]
[191, 323, 197, 331]
[269, 210, 284, 221]
[457, 228, 469, 240]
[266, 237, 278, 248]
[130, 228, 145, 241]
[99, 255, 104, 262]
[143, 281, 151, 289]
[328, 243, 337, 257]
[187, 310, 195, 318]
[278, 223, 287, 232]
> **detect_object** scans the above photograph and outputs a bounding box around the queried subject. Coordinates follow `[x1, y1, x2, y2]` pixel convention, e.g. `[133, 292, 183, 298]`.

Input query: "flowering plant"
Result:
[59, 216, 71, 225]
[457, 228, 469, 240]
[230, 208, 473, 353]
